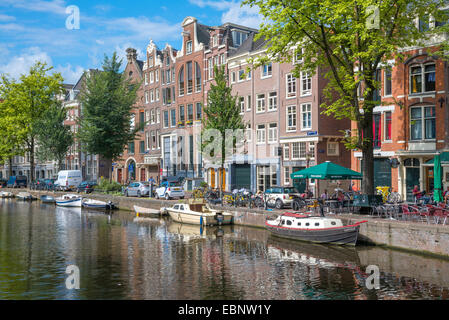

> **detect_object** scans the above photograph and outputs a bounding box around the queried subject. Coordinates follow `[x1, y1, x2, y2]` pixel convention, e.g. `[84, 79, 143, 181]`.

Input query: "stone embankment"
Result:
[4, 188, 449, 259]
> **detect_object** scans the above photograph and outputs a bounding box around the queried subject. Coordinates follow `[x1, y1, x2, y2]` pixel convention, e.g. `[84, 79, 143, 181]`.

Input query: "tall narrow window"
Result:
[257, 124, 266, 143]
[256, 94, 265, 112]
[163, 110, 169, 128]
[301, 103, 312, 130]
[268, 123, 277, 143]
[187, 61, 193, 94]
[300, 72, 311, 96]
[268, 92, 277, 111]
[373, 113, 381, 148]
[286, 74, 296, 98]
[247, 95, 251, 111]
[196, 102, 202, 120]
[170, 109, 176, 127]
[384, 111, 392, 141]
[178, 66, 185, 96]
[179, 105, 185, 123]
[186, 41, 192, 54]
[287, 106, 297, 131]
[239, 97, 245, 113]
[187, 104, 193, 121]
[208, 58, 213, 79]
[195, 62, 201, 92]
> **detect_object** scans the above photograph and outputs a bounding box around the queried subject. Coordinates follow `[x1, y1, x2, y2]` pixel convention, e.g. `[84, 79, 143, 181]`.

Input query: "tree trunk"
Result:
[8, 156, 13, 177]
[360, 112, 375, 195]
[30, 137, 35, 183]
[103, 158, 112, 182]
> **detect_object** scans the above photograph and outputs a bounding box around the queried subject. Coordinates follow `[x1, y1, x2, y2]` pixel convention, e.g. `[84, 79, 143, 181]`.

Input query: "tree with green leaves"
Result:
[34, 101, 73, 171]
[0, 62, 64, 182]
[201, 65, 246, 195]
[242, 0, 447, 194]
[77, 52, 140, 180]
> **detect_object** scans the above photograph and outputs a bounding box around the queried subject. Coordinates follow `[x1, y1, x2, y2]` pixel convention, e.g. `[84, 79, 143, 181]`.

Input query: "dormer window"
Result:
[149, 55, 153, 67]
[186, 41, 192, 54]
[212, 35, 218, 47]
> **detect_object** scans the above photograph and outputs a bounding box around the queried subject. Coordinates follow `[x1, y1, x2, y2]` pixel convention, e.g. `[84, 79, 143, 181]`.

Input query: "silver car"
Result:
[124, 182, 150, 197]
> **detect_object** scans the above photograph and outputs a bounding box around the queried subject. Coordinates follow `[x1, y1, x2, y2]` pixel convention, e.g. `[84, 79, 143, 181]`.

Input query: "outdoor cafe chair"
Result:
[410, 205, 430, 224]
[401, 205, 416, 221]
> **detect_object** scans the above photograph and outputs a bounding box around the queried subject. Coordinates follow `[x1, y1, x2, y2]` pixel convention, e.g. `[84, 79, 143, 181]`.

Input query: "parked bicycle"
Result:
[376, 186, 402, 203]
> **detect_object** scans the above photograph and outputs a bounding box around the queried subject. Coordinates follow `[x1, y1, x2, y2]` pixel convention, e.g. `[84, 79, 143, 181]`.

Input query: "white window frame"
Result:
[286, 105, 297, 132]
[256, 94, 265, 113]
[283, 144, 290, 160]
[268, 123, 278, 143]
[156, 70, 159, 82]
[156, 108, 160, 124]
[301, 103, 312, 130]
[144, 73, 148, 85]
[247, 95, 251, 111]
[150, 89, 154, 103]
[256, 124, 266, 144]
[300, 71, 311, 96]
[186, 41, 192, 54]
[238, 69, 245, 82]
[155, 88, 160, 101]
[284, 167, 290, 185]
[261, 63, 272, 78]
[150, 71, 154, 84]
[239, 97, 245, 114]
[327, 142, 339, 156]
[286, 73, 297, 98]
[145, 91, 149, 104]
[268, 92, 277, 111]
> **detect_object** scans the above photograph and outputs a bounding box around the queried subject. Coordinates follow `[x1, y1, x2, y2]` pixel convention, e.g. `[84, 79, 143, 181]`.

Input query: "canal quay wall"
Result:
[5, 188, 449, 259]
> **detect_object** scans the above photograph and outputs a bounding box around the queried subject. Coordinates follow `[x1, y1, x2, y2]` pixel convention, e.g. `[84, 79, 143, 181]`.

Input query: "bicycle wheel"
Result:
[388, 192, 401, 203]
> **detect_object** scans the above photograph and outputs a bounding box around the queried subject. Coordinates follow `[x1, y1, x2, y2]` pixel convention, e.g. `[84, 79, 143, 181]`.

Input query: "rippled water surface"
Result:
[1, 199, 449, 300]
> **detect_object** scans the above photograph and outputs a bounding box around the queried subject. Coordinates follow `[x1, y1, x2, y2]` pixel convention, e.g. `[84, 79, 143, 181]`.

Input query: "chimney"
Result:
[126, 48, 137, 63]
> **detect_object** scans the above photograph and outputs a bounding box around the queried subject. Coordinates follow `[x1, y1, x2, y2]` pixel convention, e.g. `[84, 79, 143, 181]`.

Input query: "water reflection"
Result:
[0, 200, 448, 299]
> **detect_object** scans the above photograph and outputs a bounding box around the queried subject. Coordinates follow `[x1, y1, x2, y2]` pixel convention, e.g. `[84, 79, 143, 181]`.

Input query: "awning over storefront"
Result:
[425, 152, 449, 165]
[291, 161, 362, 180]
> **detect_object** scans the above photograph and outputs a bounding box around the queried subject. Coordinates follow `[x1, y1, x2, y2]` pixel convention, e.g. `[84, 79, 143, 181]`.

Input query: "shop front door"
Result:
[406, 167, 420, 202]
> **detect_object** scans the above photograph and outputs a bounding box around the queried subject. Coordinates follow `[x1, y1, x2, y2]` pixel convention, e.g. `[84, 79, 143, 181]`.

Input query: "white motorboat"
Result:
[133, 205, 162, 217]
[82, 199, 115, 210]
[166, 200, 233, 226]
[0, 191, 14, 198]
[56, 194, 82, 207]
[265, 212, 367, 246]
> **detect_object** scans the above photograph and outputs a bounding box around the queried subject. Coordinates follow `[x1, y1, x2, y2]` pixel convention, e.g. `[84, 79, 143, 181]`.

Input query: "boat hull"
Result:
[168, 210, 232, 226]
[265, 222, 361, 246]
[56, 198, 82, 207]
[133, 205, 160, 217]
[82, 203, 113, 210]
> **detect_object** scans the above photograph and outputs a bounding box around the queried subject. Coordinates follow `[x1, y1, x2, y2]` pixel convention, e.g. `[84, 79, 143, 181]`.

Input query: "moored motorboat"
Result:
[133, 205, 161, 217]
[82, 199, 115, 210]
[166, 199, 233, 226]
[16, 192, 36, 201]
[40, 195, 55, 203]
[0, 191, 14, 198]
[56, 194, 82, 207]
[265, 212, 367, 246]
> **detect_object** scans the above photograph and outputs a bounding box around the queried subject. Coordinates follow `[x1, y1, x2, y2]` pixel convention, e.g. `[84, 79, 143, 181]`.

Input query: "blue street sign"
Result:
[307, 131, 317, 136]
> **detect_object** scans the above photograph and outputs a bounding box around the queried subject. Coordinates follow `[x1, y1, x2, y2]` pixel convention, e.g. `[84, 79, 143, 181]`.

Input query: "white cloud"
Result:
[0, 47, 52, 79]
[54, 64, 84, 84]
[188, 0, 263, 29]
[0, 0, 67, 15]
[221, 2, 263, 29]
[0, 47, 84, 84]
[0, 14, 16, 22]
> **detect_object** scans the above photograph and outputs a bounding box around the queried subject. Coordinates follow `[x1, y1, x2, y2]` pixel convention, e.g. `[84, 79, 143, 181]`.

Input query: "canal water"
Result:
[1, 199, 449, 300]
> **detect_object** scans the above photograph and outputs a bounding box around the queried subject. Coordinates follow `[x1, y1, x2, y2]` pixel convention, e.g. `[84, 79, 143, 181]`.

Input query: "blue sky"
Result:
[0, 0, 262, 84]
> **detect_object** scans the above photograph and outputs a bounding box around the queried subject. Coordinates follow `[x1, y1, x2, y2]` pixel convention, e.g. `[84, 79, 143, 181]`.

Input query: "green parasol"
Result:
[434, 154, 443, 203]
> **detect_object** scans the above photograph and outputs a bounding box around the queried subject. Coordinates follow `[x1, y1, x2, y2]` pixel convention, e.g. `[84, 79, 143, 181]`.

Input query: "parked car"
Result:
[155, 181, 185, 200]
[264, 186, 302, 209]
[123, 182, 150, 197]
[55, 170, 82, 191]
[77, 181, 97, 194]
[7, 175, 28, 188]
